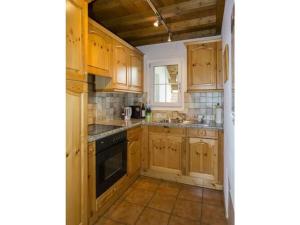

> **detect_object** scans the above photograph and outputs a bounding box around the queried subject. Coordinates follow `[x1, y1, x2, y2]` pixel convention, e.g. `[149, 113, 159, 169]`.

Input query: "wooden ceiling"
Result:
[88, 0, 225, 46]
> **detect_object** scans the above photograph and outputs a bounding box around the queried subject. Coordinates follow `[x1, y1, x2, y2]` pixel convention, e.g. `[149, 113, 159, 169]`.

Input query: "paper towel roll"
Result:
[216, 107, 223, 124]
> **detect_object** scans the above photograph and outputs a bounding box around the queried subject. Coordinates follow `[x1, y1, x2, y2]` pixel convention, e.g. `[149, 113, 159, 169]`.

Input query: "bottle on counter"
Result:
[141, 103, 146, 118]
[145, 105, 152, 122]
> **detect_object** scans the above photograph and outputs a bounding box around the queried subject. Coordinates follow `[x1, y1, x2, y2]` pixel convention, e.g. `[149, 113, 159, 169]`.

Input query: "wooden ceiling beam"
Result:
[215, 0, 225, 34]
[130, 28, 216, 46]
[117, 16, 216, 39]
[126, 23, 217, 42]
[97, 0, 216, 27]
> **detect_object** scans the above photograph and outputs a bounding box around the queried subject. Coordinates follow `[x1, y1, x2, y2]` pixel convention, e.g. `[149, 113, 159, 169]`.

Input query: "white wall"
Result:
[221, 0, 235, 217]
[137, 35, 221, 111]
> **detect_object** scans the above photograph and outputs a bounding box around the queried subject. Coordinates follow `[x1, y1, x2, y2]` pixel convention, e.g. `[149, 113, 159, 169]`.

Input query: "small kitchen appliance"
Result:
[124, 107, 132, 120]
[130, 105, 141, 119]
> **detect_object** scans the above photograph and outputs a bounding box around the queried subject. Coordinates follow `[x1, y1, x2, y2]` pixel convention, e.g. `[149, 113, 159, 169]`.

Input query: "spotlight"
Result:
[168, 33, 172, 42]
[153, 19, 159, 27]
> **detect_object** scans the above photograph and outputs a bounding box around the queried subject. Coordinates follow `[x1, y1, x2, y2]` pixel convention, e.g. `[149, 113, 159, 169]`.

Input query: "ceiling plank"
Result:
[97, 0, 216, 27]
[130, 28, 216, 46]
[117, 16, 216, 39]
[215, 0, 225, 33]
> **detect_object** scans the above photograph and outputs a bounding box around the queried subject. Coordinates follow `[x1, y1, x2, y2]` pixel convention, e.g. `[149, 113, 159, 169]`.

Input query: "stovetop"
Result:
[88, 124, 122, 136]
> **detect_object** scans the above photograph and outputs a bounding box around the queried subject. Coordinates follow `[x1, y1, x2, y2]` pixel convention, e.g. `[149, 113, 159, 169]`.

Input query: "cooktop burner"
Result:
[88, 124, 122, 136]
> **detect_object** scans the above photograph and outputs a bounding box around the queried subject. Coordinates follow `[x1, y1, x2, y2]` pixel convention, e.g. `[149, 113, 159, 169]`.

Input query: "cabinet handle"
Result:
[196, 151, 200, 155]
[204, 153, 208, 157]
[66, 152, 70, 158]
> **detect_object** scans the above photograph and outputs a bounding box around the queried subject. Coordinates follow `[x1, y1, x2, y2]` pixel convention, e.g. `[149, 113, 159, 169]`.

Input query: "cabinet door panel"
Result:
[189, 138, 218, 180]
[66, 91, 82, 225]
[129, 53, 143, 92]
[88, 29, 112, 77]
[66, 0, 86, 81]
[114, 43, 128, 89]
[149, 134, 166, 168]
[166, 136, 182, 171]
[187, 42, 217, 90]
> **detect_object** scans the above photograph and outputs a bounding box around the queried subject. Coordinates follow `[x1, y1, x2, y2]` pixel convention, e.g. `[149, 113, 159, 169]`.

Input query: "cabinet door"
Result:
[127, 131, 141, 176]
[187, 42, 217, 90]
[166, 136, 182, 171]
[66, 0, 87, 82]
[189, 138, 218, 180]
[66, 80, 88, 225]
[216, 41, 224, 89]
[88, 29, 112, 77]
[113, 43, 128, 90]
[149, 134, 166, 168]
[129, 52, 143, 92]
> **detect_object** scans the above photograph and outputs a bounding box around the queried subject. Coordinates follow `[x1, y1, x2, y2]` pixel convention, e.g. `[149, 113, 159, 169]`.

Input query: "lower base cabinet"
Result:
[189, 137, 218, 181]
[127, 127, 142, 176]
[143, 127, 223, 190]
[149, 132, 183, 173]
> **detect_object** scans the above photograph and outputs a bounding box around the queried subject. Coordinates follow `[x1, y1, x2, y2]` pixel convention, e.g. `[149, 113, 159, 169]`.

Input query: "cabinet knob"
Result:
[204, 153, 208, 157]
[196, 151, 200, 155]
[66, 152, 69, 158]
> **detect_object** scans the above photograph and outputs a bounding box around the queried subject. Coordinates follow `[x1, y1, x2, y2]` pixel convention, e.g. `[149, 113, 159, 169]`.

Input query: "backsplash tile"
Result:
[184, 92, 224, 122]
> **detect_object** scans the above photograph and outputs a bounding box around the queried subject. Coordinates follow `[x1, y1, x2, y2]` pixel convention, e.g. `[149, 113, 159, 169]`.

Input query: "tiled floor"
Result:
[96, 176, 227, 225]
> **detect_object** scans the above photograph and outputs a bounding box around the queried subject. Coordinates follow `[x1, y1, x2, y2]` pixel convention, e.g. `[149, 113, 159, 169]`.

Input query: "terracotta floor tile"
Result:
[135, 207, 170, 225]
[156, 181, 182, 197]
[178, 185, 203, 202]
[202, 189, 224, 207]
[172, 199, 202, 221]
[125, 188, 154, 206]
[108, 201, 144, 225]
[148, 192, 177, 213]
[201, 204, 227, 225]
[132, 176, 161, 192]
[96, 217, 125, 225]
[168, 215, 201, 225]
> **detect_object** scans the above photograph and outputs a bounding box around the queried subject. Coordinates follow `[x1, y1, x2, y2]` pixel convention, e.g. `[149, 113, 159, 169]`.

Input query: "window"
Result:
[149, 60, 182, 107]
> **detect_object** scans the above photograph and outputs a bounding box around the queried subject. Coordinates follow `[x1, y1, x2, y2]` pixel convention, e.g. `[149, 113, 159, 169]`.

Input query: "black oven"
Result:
[95, 131, 127, 198]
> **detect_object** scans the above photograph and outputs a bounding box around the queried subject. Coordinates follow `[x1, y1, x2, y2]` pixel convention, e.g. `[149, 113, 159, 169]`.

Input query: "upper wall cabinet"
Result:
[66, 0, 87, 82]
[128, 50, 143, 92]
[113, 41, 129, 90]
[186, 41, 223, 91]
[88, 21, 113, 77]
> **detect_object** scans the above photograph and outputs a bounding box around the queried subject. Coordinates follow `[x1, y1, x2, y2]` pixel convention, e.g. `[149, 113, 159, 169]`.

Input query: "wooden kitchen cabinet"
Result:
[66, 80, 88, 225]
[189, 138, 218, 182]
[187, 42, 217, 91]
[149, 127, 184, 173]
[128, 51, 143, 92]
[66, 0, 87, 82]
[216, 41, 224, 89]
[88, 20, 112, 77]
[127, 127, 142, 177]
[166, 136, 182, 171]
[113, 41, 129, 90]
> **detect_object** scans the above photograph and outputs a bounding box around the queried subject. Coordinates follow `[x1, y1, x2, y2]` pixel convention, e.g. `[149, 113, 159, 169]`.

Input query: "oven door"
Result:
[96, 141, 127, 198]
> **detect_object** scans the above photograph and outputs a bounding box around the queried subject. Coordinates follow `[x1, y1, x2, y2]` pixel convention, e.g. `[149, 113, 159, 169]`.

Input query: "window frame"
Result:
[149, 59, 183, 108]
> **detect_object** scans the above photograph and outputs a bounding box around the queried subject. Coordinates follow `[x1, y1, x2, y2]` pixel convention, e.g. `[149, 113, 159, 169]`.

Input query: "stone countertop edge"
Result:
[88, 120, 223, 142]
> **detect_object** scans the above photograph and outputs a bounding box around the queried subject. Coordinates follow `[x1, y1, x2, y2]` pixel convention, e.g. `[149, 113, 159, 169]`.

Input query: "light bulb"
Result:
[168, 33, 172, 42]
[153, 20, 159, 27]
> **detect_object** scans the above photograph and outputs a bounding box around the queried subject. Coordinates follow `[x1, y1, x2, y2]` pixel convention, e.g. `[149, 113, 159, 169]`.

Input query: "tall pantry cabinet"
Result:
[66, 0, 88, 225]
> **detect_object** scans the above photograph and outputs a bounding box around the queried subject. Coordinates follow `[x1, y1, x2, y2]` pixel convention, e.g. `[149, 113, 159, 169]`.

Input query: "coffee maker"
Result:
[130, 105, 141, 119]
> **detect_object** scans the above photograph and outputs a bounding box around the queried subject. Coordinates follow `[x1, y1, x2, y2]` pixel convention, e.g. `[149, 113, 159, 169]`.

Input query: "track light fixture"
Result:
[153, 19, 160, 27]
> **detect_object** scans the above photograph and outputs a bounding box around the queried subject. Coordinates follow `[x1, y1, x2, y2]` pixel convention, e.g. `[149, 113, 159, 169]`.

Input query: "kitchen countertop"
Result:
[88, 119, 223, 142]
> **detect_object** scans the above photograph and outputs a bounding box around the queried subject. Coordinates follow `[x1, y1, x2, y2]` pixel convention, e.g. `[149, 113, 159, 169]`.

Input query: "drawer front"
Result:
[148, 126, 185, 136]
[188, 128, 218, 139]
[127, 126, 142, 141]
